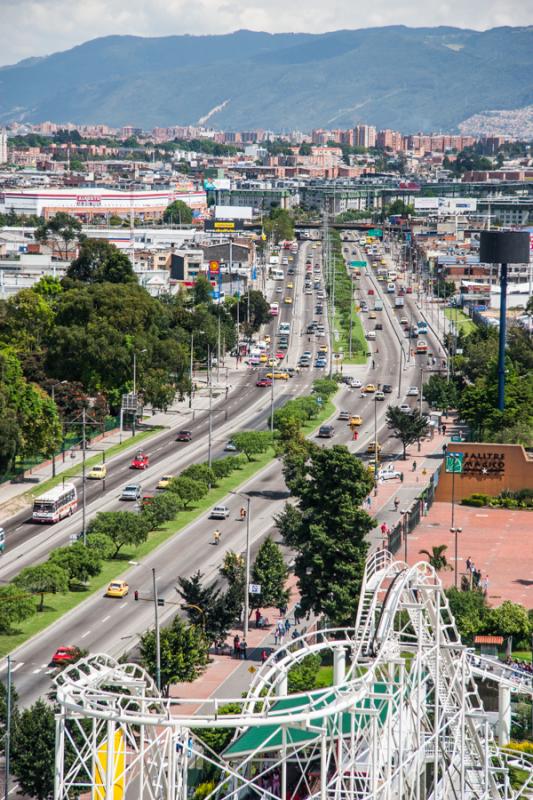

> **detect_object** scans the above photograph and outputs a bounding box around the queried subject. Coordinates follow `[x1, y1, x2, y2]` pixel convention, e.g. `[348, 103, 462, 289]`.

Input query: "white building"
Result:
[0, 131, 7, 165]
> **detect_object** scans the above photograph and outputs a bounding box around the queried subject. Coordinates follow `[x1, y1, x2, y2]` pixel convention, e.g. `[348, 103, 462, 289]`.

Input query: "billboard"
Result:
[204, 219, 244, 232]
[414, 197, 477, 214]
[215, 205, 253, 220]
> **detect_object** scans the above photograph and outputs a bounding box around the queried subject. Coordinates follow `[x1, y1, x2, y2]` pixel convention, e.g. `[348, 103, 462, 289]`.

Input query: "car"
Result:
[266, 371, 289, 380]
[298, 359, 311, 368]
[399, 404, 412, 413]
[368, 288, 375, 295]
[120, 483, 142, 501]
[382, 384, 392, 393]
[369, 311, 377, 319]
[406, 286, 413, 294]
[375, 391, 385, 401]
[106, 580, 129, 598]
[375, 322, 383, 330]
[400, 317, 409, 326]
[284, 296, 293, 304]
[224, 441, 238, 451]
[51, 646, 81, 667]
[366, 331, 376, 340]
[319, 344, 328, 353]
[210, 504, 230, 520]
[259, 353, 268, 363]
[305, 288, 312, 295]
[275, 351, 286, 360]
[367, 441, 382, 454]
[287, 268, 295, 275]
[264, 335, 271, 344]
[364, 384, 376, 393]
[338, 411, 350, 421]
[287, 367, 300, 377]
[278, 341, 289, 351]
[315, 360, 327, 369]
[407, 386, 419, 396]
[349, 415, 363, 426]
[175, 428, 193, 442]
[306, 323, 317, 334]
[157, 475, 174, 490]
[316, 306, 324, 314]
[287, 282, 294, 289]
[130, 451, 149, 470]
[267, 357, 278, 367]
[303, 350, 312, 358]
[275, 287, 283, 294]
[317, 425, 335, 438]
[87, 464, 107, 480]
[350, 378, 362, 388]
[256, 377, 273, 387]
[378, 465, 402, 481]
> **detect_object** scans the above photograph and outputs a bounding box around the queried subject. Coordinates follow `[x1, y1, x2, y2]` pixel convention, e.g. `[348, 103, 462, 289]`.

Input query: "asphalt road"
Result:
[4, 233, 442, 707]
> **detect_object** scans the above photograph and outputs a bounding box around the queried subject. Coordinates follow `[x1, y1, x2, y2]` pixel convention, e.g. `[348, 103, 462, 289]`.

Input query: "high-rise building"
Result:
[0, 130, 8, 164]
[377, 129, 404, 152]
[354, 124, 377, 148]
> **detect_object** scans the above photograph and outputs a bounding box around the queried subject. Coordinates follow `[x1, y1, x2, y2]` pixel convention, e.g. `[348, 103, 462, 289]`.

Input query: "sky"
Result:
[0, 0, 532, 66]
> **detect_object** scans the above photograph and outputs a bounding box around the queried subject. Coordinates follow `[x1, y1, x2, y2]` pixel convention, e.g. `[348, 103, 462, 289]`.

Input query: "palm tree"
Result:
[419, 544, 453, 573]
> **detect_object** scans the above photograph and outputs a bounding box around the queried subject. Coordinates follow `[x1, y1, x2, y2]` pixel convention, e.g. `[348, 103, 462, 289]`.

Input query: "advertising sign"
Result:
[209, 260, 220, 278]
[445, 452, 464, 474]
[205, 219, 244, 232]
[215, 205, 253, 220]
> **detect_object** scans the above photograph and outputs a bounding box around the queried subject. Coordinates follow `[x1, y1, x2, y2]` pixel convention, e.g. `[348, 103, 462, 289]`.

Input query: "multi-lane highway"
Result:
[4, 230, 444, 707]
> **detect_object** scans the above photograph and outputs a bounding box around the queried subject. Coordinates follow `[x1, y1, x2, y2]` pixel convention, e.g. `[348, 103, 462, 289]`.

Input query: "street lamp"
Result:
[229, 490, 252, 640]
[373, 396, 379, 496]
[132, 348, 147, 436]
[450, 526, 463, 588]
[50, 381, 67, 478]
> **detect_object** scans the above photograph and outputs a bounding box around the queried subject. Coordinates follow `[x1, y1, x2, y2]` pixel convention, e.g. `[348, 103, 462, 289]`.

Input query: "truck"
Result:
[395, 296, 405, 308]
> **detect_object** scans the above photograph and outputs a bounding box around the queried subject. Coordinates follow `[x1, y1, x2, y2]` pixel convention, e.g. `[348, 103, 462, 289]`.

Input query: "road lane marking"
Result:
[32, 668, 42, 674]
[119, 601, 128, 609]
[81, 630, 92, 639]
[11, 662, 23, 673]
[101, 615, 111, 623]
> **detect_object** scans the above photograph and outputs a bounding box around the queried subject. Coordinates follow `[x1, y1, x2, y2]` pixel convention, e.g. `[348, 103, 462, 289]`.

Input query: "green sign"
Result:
[350, 261, 366, 268]
[451, 434, 463, 442]
[445, 452, 463, 474]
[367, 228, 383, 238]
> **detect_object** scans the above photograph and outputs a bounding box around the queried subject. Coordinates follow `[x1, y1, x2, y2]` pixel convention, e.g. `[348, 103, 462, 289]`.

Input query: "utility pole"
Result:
[81, 408, 87, 544]
[152, 569, 161, 693]
[4, 655, 12, 800]
[189, 332, 194, 409]
[243, 496, 251, 640]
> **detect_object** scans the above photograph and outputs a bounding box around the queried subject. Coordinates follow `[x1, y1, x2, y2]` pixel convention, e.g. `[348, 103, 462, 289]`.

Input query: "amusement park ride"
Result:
[54, 551, 533, 799]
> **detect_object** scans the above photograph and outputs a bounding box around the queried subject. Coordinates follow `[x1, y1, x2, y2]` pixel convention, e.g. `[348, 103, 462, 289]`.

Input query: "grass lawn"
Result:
[0, 397, 337, 658]
[24, 428, 162, 501]
[315, 665, 333, 688]
[334, 308, 367, 366]
[444, 308, 476, 336]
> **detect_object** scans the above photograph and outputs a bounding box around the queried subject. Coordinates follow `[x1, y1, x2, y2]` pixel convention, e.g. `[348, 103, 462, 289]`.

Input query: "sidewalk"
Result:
[0, 364, 248, 514]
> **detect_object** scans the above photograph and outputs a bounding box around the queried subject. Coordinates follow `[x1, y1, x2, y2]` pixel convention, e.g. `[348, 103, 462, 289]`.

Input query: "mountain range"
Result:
[0, 26, 532, 133]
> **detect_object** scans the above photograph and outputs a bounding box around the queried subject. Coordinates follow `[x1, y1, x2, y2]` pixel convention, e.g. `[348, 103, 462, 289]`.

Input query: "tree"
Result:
[419, 544, 452, 572]
[287, 654, 322, 693]
[14, 562, 69, 611]
[163, 200, 193, 225]
[195, 703, 241, 755]
[434, 278, 456, 299]
[385, 199, 414, 217]
[230, 290, 270, 335]
[86, 512, 150, 557]
[49, 542, 102, 585]
[67, 239, 136, 284]
[423, 374, 458, 412]
[445, 587, 488, 642]
[181, 463, 216, 486]
[139, 618, 209, 695]
[276, 445, 374, 626]
[386, 407, 429, 459]
[167, 476, 208, 509]
[34, 212, 82, 259]
[263, 208, 294, 243]
[11, 699, 55, 800]
[219, 550, 245, 621]
[0, 584, 36, 633]
[230, 431, 272, 462]
[486, 601, 531, 646]
[142, 368, 176, 411]
[176, 571, 235, 644]
[250, 537, 289, 610]
[85, 532, 115, 560]
[142, 492, 182, 528]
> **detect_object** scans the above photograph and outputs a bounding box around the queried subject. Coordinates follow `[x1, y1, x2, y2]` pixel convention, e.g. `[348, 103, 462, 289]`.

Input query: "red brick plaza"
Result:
[405, 502, 533, 608]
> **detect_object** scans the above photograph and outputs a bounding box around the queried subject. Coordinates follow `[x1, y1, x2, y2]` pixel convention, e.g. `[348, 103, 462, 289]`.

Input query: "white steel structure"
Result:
[54, 551, 533, 799]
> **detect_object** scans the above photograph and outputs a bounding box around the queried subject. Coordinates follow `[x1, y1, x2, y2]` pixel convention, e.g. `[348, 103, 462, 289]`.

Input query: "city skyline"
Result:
[1, 0, 532, 66]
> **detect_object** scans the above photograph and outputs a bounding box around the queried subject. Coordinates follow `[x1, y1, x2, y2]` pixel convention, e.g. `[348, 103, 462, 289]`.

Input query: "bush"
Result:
[287, 654, 322, 693]
[211, 458, 235, 480]
[182, 463, 217, 486]
[461, 493, 490, 507]
[142, 493, 182, 527]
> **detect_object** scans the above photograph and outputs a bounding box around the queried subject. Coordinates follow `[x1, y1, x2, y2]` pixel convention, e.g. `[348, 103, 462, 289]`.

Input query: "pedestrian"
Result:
[482, 575, 489, 595]
[274, 629, 279, 646]
[466, 556, 472, 572]
[380, 522, 387, 537]
[255, 608, 261, 629]
[292, 628, 299, 640]
[394, 497, 400, 511]
[294, 603, 302, 625]
[372, 359, 375, 369]
[241, 640, 248, 660]
[233, 634, 240, 658]
[423, 501, 429, 516]
[412, 461, 417, 472]
[261, 649, 268, 664]
[366, 496, 372, 510]
[400, 472, 404, 483]
[284, 617, 291, 634]
[442, 424, 447, 436]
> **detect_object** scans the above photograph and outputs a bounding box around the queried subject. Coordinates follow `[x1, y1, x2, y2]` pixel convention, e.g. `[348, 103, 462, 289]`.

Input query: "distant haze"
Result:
[1, 27, 533, 132]
[1, 1, 532, 66]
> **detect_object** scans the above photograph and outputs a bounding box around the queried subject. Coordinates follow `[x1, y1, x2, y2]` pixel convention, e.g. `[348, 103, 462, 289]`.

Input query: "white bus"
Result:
[269, 302, 279, 316]
[271, 269, 284, 281]
[32, 483, 78, 523]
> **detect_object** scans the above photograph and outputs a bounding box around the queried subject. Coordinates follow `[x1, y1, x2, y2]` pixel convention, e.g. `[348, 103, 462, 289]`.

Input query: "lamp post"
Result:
[450, 526, 463, 588]
[373, 396, 378, 496]
[189, 331, 194, 409]
[4, 655, 12, 800]
[229, 490, 251, 640]
[152, 568, 161, 693]
[132, 348, 147, 436]
[50, 381, 67, 478]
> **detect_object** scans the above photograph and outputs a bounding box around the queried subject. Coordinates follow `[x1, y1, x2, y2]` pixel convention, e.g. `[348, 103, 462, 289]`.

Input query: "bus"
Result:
[32, 483, 78, 523]
[271, 269, 284, 281]
[415, 339, 428, 355]
[417, 321, 428, 336]
[269, 302, 279, 316]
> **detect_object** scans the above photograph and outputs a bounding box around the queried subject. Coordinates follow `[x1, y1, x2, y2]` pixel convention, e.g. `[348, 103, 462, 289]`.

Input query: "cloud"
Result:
[0, 0, 532, 66]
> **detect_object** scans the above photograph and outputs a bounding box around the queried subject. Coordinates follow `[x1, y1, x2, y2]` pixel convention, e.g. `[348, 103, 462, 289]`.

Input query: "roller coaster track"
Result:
[54, 550, 533, 800]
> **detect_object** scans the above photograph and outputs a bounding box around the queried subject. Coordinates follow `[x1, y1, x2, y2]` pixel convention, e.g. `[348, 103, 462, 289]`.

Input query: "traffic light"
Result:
[157, 598, 165, 607]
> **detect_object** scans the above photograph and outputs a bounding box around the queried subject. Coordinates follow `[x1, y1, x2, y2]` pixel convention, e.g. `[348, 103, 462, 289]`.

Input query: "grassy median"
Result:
[0, 398, 337, 658]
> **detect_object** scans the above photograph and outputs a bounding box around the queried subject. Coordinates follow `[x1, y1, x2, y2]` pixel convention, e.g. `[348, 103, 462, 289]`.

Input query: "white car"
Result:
[224, 441, 237, 451]
[350, 379, 362, 388]
[399, 404, 412, 413]
[375, 391, 385, 401]
[378, 465, 402, 481]
[366, 331, 376, 340]
[210, 504, 230, 520]
[407, 386, 419, 396]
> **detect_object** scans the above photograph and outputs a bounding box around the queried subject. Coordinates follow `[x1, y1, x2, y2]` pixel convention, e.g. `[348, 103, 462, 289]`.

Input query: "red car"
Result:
[131, 451, 149, 469]
[275, 351, 285, 360]
[368, 288, 374, 295]
[51, 646, 81, 667]
[256, 378, 272, 387]
[176, 430, 192, 442]
[406, 286, 413, 294]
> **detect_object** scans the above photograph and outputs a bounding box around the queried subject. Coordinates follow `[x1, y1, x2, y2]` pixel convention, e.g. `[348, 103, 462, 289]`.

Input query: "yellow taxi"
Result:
[266, 370, 289, 381]
[264, 335, 271, 344]
[105, 580, 129, 598]
[284, 296, 293, 304]
[157, 475, 174, 490]
[287, 282, 294, 289]
[364, 384, 377, 393]
[87, 464, 107, 480]
[367, 441, 382, 454]
[267, 357, 278, 366]
[319, 344, 328, 353]
[349, 415, 363, 427]
[369, 311, 377, 319]
[259, 353, 268, 363]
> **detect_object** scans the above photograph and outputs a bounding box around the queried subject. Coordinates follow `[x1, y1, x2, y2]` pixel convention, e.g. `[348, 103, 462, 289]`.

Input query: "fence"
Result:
[387, 465, 440, 556]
